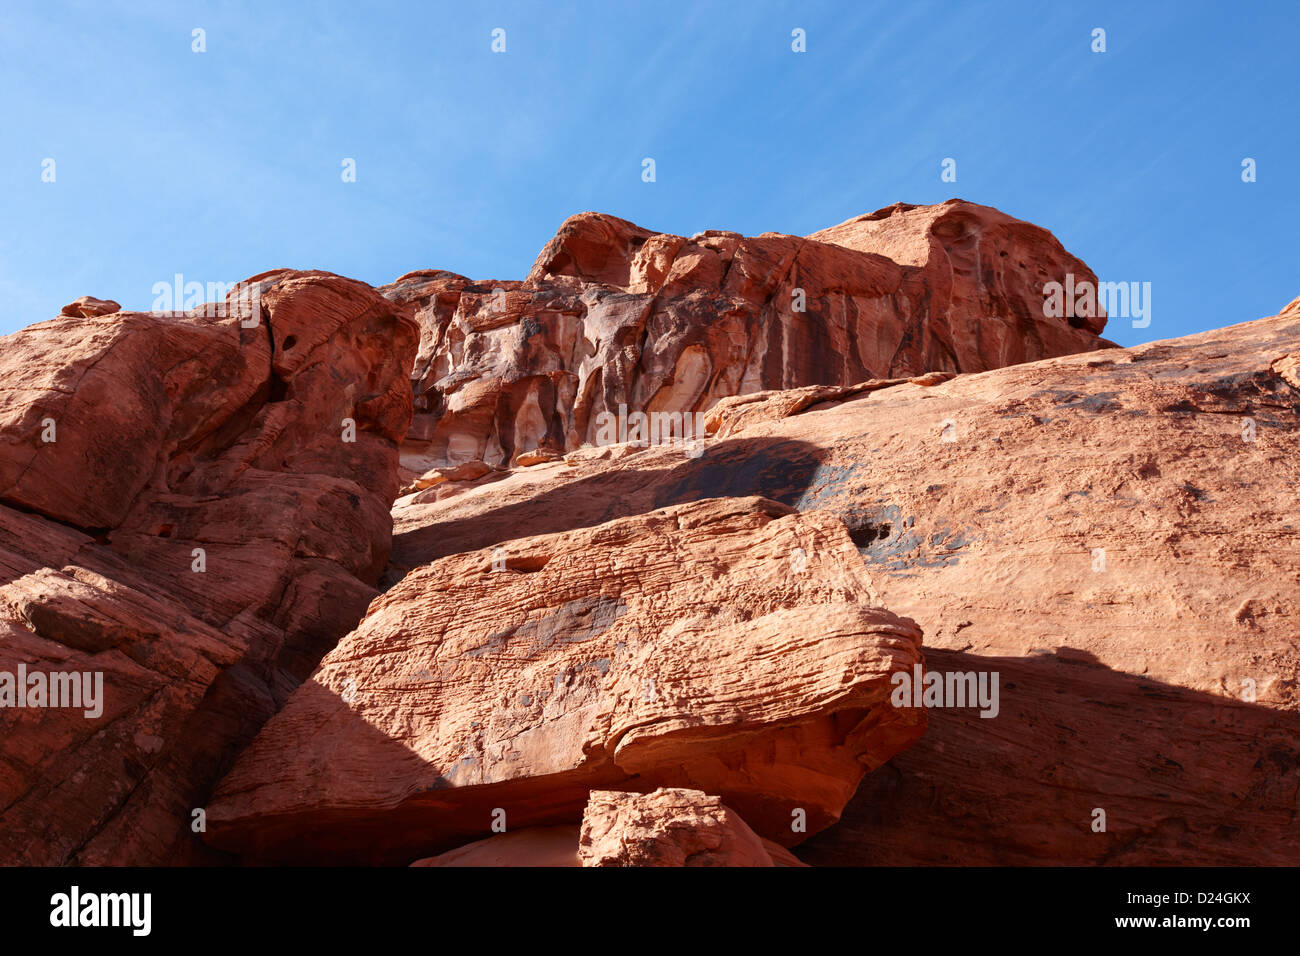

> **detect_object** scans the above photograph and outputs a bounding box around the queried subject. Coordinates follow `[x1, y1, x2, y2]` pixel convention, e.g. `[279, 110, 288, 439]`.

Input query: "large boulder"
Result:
[204, 496, 926, 864]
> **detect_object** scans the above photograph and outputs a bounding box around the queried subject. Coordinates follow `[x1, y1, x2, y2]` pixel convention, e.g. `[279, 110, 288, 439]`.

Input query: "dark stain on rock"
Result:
[468, 595, 627, 658]
[653, 440, 826, 508]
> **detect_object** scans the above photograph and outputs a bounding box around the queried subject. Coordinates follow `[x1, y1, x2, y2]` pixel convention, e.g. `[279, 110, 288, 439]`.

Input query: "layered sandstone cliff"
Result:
[384, 200, 1114, 483]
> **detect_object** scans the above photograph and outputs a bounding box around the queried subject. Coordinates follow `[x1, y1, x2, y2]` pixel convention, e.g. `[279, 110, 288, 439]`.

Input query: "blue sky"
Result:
[1, 0, 1295, 346]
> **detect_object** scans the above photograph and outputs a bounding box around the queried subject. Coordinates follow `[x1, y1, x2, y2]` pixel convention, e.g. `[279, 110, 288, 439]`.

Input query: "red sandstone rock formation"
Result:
[380, 298, 1300, 865]
[578, 788, 777, 867]
[59, 295, 121, 318]
[3, 204, 1293, 870]
[383, 200, 1114, 479]
[0, 272, 417, 864]
[203, 496, 925, 863]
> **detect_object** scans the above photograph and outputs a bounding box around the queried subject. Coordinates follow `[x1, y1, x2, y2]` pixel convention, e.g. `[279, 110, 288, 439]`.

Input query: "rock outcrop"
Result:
[5, 202, 1293, 869]
[382, 298, 1300, 865]
[60, 296, 121, 318]
[204, 496, 925, 864]
[578, 788, 777, 867]
[0, 271, 418, 864]
[384, 200, 1114, 478]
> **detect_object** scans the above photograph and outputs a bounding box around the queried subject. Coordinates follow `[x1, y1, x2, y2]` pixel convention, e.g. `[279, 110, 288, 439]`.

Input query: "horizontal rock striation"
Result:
[204, 497, 925, 864]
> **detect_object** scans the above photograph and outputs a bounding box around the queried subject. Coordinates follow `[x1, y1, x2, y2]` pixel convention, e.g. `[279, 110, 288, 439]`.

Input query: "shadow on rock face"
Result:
[648, 438, 827, 511]
[389, 437, 826, 574]
[797, 647, 1300, 866]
